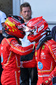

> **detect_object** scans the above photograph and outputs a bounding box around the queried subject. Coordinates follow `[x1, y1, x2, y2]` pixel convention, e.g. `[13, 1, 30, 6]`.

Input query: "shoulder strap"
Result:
[36, 34, 52, 50]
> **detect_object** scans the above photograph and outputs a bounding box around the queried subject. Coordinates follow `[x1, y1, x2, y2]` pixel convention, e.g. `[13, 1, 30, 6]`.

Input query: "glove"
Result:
[42, 67, 56, 85]
[42, 78, 52, 85]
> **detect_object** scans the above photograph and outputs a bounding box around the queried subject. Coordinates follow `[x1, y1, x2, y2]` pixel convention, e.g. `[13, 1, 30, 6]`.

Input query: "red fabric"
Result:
[36, 39, 56, 85]
[0, 37, 34, 85]
[42, 67, 56, 85]
[21, 54, 37, 68]
[22, 39, 56, 85]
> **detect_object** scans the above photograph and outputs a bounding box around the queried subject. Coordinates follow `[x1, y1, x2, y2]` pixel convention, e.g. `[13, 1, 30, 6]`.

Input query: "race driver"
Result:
[22, 16, 56, 85]
[0, 16, 35, 85]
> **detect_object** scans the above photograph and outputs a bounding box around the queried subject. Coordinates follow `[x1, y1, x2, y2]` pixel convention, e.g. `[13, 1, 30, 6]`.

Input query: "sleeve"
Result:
[42, 67, 56, 85]
[42, 40, 56, 85]
[9, 39, 34, 55]
[20, 54, 37, 68]
[47, 41, 56, 62]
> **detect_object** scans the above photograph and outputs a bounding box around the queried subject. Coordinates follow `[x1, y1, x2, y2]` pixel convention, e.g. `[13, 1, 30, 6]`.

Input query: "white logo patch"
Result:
[41, 52, 46, 59]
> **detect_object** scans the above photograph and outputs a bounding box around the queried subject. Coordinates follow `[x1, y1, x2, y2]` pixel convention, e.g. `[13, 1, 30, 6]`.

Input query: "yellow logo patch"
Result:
[35, 51, 37, 56]
[42, 45, 45, 50]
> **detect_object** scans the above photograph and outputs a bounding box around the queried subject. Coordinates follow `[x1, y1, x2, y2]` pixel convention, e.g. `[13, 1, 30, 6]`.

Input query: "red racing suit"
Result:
[0, 37, 34, 85]
[22, 39, 56, 85]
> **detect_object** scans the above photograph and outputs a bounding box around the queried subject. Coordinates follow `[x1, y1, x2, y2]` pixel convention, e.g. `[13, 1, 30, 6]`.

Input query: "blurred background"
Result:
[0, 0, 56, 30]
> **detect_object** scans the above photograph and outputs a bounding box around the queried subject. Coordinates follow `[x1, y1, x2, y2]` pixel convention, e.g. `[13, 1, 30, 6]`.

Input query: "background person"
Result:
[0, 10, 6, 85]
[20, 2, 37, 85]
[51, 26, 56, 42]
[0, 10, 6, 43]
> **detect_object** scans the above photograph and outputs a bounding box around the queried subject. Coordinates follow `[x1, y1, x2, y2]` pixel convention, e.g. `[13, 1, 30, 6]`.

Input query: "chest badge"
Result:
[1, 53, 3, 63]
[38, 62, 43, 69]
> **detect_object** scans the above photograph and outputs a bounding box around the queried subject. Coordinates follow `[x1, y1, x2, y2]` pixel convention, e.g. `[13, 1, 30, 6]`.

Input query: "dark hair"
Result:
[20, 2, 31, 11]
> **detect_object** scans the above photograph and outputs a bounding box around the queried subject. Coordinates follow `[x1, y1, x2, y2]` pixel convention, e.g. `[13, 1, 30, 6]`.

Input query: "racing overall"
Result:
[0, 37, 34, 85]
[22, 39, 56, 85]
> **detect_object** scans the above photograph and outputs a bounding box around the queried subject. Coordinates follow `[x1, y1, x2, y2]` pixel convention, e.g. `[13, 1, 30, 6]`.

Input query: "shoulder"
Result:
[46, 39, 56, 46]
[45, 39, 56, 54]
[42, 39, 56, 51]
[0, 11, 6, 18]
[7, 38, 17, 43]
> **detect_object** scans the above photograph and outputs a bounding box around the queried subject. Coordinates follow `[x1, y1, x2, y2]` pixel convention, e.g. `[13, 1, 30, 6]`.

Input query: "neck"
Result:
[24, 19, 29, 23]
[24, 17, 31, 23]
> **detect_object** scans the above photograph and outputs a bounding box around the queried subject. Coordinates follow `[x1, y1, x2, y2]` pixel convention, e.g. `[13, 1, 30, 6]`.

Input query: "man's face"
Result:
[20, 7, 32, 21]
